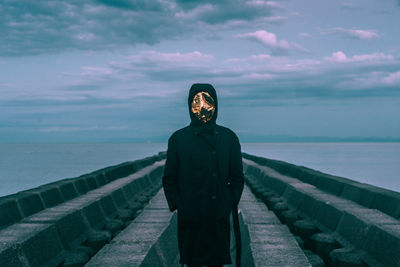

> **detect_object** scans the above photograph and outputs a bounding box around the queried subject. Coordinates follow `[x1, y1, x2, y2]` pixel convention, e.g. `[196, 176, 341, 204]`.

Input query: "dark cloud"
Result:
[0, 0, 282, 56]
[174, 0, 277, 24]
[95, 0, 163, 10]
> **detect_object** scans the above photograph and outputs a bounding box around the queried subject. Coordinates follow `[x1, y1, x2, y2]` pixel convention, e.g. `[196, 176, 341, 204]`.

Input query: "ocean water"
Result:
[242, 142, 400, 193]
[0, 142, 399, 197]
[0, 143, 167, 197]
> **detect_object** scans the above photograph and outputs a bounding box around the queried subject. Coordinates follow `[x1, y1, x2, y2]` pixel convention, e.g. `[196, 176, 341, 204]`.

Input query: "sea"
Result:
[0, 142, 399, 197]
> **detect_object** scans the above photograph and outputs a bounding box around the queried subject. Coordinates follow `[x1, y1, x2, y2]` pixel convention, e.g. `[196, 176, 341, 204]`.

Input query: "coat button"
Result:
[212, 150, 216, 155]
[212, 172, 216, 177]
[212, 195, 216, 200]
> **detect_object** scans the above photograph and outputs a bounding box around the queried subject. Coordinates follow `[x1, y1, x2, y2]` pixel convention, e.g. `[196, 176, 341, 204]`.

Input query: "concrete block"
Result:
[134, 209, 173, 224]
[361, 224, 400, 267]
[293, 220, 318, 248]
[0, 243, 24, 267]
[22, 204, 90, 249]
[0, 223, 65, 267]
[335, 211, 369, 246]
[311, 233, 339, 263]
[265, 175, 288, 195]
[282, 186, 306, 209]
[370, 190, 400, 218]
[55, 210, 91, 249]
[330, 248, 364, 267]
[104, 219, 124, 235]
[259, 190, 276, 204]
[296, 172, 318, 186]
[95, 173, 107, 186]
[82, 201, 107, 229]
[296, 193, 320, 219]
[85, 242, 153, 267]
[0, 199, 22, 229]
[340, 183, 376, 208]
[38, 187, 64, 208]
[247, 223, 297, 246]
[99, 195, 119, 219]
[315, 176, 344, 196]
[303, 250, 324, 267]
[137, 176, 152, 190]
[86, 230, 112, 252]
[128, 179, 142, 196]
[16, 193, 45, 217]
[348, 207, 399, 226]
[312, 199, 344, 232]
[112, 222, 166, 243]
[241, 209, 281, 225]
[104, 163, 134, 182]
[59, 181, 79, 201]
[281, 209, 299, 230]
[63, 246, 92, 267]
[136, 216, 179, 267]
[250, 243, 310, 267]
[73, 178, 89, 195]
[84, 175, 99, 190]
[121, 183, 135, 200]
[111, 189, 128, 209]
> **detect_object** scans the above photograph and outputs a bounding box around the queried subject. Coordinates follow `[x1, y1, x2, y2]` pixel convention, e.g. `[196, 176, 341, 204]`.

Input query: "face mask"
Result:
[191, 91, 216, 123]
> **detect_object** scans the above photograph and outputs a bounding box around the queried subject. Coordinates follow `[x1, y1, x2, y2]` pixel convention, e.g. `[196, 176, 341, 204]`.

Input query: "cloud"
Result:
[382, 70, 400, 85]
[0, 0, 285, 56]
[340, 2, 360, 11]
[324, 28, 379, 40]
[325, 51, 394, 63]
[298, 32, 311, 38]
[174, 0, 281, 24]
[129, 51, 214, 65]
[236, 30, 307, 54]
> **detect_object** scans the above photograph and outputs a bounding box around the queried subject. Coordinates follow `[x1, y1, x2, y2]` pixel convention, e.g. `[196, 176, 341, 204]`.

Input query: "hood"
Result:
[188, 83, 218, 126]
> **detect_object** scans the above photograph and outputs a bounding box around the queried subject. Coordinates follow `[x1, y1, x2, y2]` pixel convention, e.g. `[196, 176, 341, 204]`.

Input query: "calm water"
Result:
[242, 142, 400, 193]
[0, 142, 399, 197]
[0, 143, 167, 197]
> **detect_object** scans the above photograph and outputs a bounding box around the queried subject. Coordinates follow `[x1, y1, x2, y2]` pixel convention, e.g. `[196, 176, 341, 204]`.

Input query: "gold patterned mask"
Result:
[191, 91, 216, 123]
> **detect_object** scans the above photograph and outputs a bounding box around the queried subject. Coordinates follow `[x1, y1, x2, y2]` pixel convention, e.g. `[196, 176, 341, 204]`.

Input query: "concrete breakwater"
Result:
[0, 152, 166, 267]
[242, 152, 400, 266]
[0, 151, 399, 266]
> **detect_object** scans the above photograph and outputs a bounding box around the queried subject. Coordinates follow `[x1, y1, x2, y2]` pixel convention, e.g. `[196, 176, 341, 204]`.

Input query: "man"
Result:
[162, 83, 244, 267]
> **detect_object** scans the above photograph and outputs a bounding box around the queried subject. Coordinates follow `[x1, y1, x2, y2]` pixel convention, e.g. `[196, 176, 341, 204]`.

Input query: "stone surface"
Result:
[0, 199, 22, 229]
[239, 186, 311, 267]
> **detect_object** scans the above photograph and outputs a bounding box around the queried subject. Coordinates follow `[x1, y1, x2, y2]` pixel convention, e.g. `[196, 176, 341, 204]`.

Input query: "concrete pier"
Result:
[1, 151, 399, 266]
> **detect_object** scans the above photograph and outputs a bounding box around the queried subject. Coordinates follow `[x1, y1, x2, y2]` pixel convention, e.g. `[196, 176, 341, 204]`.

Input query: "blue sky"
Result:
[1, 0, 400, 143]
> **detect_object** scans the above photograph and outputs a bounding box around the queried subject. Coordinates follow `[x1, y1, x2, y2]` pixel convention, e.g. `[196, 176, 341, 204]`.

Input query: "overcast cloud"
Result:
[1, 0, 400, 142]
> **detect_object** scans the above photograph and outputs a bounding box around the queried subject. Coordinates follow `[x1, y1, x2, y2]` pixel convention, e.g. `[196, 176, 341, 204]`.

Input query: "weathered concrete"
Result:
[243, 152, 400, 219]
[239, 186, 311, 267]
[2, 151, 398, 267]
[85, 189, 178, 267]
[0, 152, 165, 230]
[243, 155, 400, 266]
[0, 153, 166, 267]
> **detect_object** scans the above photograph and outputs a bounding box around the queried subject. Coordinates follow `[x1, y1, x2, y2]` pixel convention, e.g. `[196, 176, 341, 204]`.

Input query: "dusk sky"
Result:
[1, 0, 400, 143]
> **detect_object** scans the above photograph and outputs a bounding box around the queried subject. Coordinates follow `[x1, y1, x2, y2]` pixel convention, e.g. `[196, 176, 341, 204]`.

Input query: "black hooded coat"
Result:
[162, 83, 244, 265]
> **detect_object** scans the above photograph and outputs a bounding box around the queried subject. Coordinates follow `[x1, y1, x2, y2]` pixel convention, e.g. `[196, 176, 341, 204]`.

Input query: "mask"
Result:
[191, 91, 216, 123]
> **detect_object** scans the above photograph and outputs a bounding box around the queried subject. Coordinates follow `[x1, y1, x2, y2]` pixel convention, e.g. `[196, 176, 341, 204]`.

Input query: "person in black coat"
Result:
[162, 83, 244, 267]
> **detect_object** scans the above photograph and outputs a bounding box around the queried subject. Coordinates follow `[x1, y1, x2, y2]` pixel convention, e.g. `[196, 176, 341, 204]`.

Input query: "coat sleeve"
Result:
[162, 134, 181, 212]
[229, 133, 244, 207]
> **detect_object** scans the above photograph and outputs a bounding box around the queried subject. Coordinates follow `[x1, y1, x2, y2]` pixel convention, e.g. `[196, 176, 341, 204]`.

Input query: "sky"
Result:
[1, 0, 400, 143]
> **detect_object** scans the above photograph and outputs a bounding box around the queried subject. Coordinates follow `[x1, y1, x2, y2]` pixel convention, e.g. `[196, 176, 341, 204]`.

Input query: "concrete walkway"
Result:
[239, 186, 311, 267]
[85, 189, 178, 267]
[85, 184, 310, 267]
